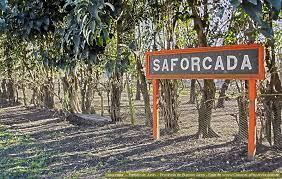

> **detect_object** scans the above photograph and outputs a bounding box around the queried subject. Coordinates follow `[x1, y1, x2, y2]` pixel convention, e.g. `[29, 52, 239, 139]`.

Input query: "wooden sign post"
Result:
[145, 44, 265, 160]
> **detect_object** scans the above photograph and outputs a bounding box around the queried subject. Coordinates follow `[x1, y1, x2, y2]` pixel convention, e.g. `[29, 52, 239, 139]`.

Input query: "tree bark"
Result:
[216, 80, 231, 108]
[5, 40, 15, 104]
[126, 74, 136, 125]
[110, 75, 122, 122]
[136, 22, 152, 126]
[81, 68, 87, 112]
[43, 76, 55, 109]
[31, 87, 39, 106]
[263, 74, 282, 147]
[62, 72, 81, 113]
[110, 18, 123, 122]
[261, 11, 282, 148]
[190, 0, 218, 138]
[136, 55, 152, 126]
[69, 73, 81, 113]
[22, 84, 27, 106]
[84, 65, 96, 114]
[189, 79, 196, 104]
[158, 0, 180, 133]
[273, 100, 281, 147]
[236, 95, 248, 142]
[135, 78, 141, 100]
[98, 91, 104, 116]
[1, 79, 8, 99]
[197, 80, 219, 138]
[161, 79, 179, 132]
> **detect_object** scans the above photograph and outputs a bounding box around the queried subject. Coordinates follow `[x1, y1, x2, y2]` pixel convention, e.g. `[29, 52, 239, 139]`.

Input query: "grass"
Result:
[0, 124, 51, 178]
[64, 167, 98, 179]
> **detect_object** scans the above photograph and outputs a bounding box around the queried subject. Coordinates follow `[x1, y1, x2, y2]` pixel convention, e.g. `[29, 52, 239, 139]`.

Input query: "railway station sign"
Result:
[146, 44, 264, 80]
[145, 44, 265, 160]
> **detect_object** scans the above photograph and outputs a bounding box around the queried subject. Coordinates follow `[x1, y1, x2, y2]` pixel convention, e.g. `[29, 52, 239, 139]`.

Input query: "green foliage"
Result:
[1, 0, 67, 38]
[59, 0, 113, 66]
[0, 0, 114, 70]
[231, 0, 282, 38]
[266, 0, 281, 12]
[0, 0, 7, 11]
[63, 0, 113, 46]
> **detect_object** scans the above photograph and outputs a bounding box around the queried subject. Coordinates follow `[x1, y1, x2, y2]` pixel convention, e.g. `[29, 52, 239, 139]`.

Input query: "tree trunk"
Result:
[84, 65, 96, 114]
[31, 87, 38, 106]
[262, 37, 282, 147]
[81, 68, 87, 112]
[0, 80, 2, 97]
[21, 47, 27, 106]
[263, 76, 282, 147]
[236, 95, 248, 142]
[107, 87, 110, 115]
[84, 88, 95, 114]
[135, 78, 141, 100]
[273, 100, 281, 147]
[158, 0, 180, 133]
[70, 73, 81, 113]
[22, 84, 27, 106]
[216, 80, 231, 108]
[189, 79, 196, 104]
[110, 74, 122, 122]
[98, 91, 104, 116]
[110, 19, 123, 122]
[43, 76, 55, 109]
[62, 72, 81, 113]
[58, 79, 61, 98]
[15, 85, 19, 103]
[161, 79, 179, 132]
[126, 74, 136, 125]
[4, 37, 15, 104]
[261, 11, 282, 148]
[136, 55, 152, 126]
[197, 80, 219, 138]
[62, 76, 70, 111]
[190, 0, 218, 138]
[1, 79, 8, 99]
[263, 94, 273, 145]
[269, 50, 282, 148]
[7, 76, 15, 103]
[6, 61, 15, 103]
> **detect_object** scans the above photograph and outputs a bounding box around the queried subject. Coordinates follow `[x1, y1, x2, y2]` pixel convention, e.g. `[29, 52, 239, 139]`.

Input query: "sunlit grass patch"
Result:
[0, 124, 51, 178]
[65, 167, 98, 178]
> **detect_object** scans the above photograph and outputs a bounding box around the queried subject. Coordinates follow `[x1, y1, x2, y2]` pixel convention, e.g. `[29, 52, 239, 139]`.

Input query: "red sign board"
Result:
[145, 44, 265, 160]
[146, 44, 265, 80]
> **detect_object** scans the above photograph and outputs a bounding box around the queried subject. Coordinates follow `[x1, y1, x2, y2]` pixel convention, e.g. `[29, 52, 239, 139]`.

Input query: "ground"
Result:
[0, 98, 282, 178]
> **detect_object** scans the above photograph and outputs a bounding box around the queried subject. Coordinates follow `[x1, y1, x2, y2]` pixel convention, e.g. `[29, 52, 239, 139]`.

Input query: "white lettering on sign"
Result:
[191, 57, 200, 71]
[203, 57, 212, 70]
[171, 58, 178, 71]
[153, 59, 160, 71]
[227, 56, 237, 70]
[215, 56, 224, 70]
[152, 55, 253, 72]
[181, 58, 189, 70]
[162, 59, 169, 71]
[241, 55, 252, 70]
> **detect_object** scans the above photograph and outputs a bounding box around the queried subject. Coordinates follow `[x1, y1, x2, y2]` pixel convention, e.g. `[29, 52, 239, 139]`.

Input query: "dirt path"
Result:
[0, 105, 282, 178]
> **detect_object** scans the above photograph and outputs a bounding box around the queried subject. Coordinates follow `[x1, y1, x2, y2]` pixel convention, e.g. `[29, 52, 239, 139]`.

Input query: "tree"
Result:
[0, 0, 115, 112]
[149, 0, 182, 132]
[216, 80, 231, 108]
[185, 0, 220, 138]
[232, 0, 282, 147]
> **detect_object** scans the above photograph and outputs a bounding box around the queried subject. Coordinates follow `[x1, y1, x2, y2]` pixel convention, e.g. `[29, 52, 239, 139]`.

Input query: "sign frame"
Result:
[145, 44, 265, 160]
[146, 44, 265, 80]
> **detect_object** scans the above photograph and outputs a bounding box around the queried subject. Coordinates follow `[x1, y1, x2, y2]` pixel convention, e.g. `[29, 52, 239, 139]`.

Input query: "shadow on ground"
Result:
[0, 105, 281, 178]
